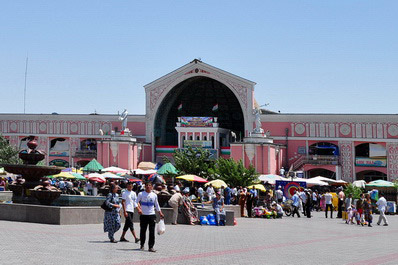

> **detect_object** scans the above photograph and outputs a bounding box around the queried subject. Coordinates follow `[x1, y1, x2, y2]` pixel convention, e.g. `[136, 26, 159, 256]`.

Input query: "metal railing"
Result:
[73, 149, 97, 158]
[303, 155, 339, 165]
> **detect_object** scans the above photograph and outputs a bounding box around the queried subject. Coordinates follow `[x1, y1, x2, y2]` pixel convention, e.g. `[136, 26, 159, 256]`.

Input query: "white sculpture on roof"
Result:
[119, 109, 128, 132]
[252, 107, 264, 134]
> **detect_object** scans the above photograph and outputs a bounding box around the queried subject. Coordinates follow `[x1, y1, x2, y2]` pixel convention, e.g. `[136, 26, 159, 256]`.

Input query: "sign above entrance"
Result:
[184, 140, 212, 148]
[355, 157, 387, 167]
[181, 117, 213, 127]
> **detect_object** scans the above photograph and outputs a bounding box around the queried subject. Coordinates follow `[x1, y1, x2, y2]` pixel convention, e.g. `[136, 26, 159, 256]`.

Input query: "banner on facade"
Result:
[180, 117, 213, 127]
[369, 144, 386, 158]
[183, 140, 212, 148]
[49, 159, 70, 167]
[49, 151, 69, 157]
[355, 157, 387, 167]
[275, 180, 307, 199]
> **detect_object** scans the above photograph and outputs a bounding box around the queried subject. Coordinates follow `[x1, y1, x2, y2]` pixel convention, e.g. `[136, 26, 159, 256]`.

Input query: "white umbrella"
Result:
[353, 180, 366, 188]
[134, 169, 157, 175]
[101, 172, 124, 179]
[305, 178, 329, 187]
[310, 176, 339, 184]
[258, 174, 289, 185]
[102, 166, 129, 173]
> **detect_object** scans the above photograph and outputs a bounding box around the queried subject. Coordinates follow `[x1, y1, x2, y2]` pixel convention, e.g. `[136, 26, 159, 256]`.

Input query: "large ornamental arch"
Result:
[144, 60, 256, 155]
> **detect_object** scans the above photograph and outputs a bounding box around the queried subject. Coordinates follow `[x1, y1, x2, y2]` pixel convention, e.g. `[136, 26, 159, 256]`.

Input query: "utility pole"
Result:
[23, 55, 29, 114]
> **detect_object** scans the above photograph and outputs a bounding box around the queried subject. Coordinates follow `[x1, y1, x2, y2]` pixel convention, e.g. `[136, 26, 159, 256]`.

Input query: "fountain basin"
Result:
[2, 165, 62, 182]
[30, 189, 62, 205]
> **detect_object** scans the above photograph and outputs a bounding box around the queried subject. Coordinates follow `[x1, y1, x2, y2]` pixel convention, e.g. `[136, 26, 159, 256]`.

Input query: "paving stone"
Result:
[1, 212, 397, 265]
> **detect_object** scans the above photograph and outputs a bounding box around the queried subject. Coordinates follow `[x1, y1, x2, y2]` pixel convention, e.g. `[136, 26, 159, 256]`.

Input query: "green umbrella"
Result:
[71, 173, 86, 180]
[366, 180, 395, 187]
[83, 159, 104, 172]
[157, 163, 178, 175]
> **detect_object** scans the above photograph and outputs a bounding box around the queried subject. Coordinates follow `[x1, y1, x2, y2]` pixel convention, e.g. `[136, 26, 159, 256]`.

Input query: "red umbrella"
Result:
[124, 175, 142, 182]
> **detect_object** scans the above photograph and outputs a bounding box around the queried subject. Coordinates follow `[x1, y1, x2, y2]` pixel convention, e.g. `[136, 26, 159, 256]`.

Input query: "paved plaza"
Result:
[1, 211, 397, 265]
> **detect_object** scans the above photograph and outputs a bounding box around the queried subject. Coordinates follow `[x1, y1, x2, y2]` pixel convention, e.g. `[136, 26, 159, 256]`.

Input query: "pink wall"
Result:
[269, 147, 277, 175]
[230, 145, 243, 162]
[111, 121, 146, 136]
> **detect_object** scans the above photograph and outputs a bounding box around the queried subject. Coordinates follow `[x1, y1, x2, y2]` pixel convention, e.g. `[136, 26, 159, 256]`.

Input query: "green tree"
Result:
[0, 134, 22, 165]
[167, 146, 215, 178]
[210, 158, 257, 187]
[344, 183, 363, 199]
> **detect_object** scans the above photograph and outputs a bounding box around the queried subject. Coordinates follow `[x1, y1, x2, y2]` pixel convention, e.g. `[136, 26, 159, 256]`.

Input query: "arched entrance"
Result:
[356, 170, 387, 182]
[154, 76, 245, 146]
[307, 168, 336, 179]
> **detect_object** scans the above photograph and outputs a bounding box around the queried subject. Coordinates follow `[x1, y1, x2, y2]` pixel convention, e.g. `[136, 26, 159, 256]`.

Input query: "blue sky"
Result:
[1, 1, 397, 115]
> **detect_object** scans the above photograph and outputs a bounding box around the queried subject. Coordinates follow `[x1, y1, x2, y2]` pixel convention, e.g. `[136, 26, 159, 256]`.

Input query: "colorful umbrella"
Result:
[205, 179, 228, 188]
[176, 174, 208, 183]
[148, 173, 165, 184]
[157, 163, 178, 175]
[62, 167, 83, 174]
[88, 173, 106, 183]
[50, 172, 76, 179]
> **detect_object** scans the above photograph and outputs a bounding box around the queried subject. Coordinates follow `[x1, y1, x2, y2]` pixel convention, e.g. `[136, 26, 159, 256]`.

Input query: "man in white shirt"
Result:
[120, 182, 140, 243]
[206, 184, 215, 201]
[197, 186, 204, 203]
[323, 190, 333, 218]
[376, 193, 389, 226]
[137, 182, 164, 252]
[275, 186, 283, 203]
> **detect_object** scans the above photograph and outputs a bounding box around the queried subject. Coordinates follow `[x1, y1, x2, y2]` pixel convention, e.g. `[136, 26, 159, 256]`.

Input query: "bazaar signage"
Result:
[355, 157, 387, 167]
[181, 117, 213, 127]
[184, 140, 212, 148]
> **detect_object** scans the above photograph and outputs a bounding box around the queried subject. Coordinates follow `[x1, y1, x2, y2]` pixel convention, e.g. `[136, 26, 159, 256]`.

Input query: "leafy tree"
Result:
[0, 134, 22, 165]
[166, 146, 215, 178]
[344, 183, 363, 199]
[210, 158, 257, 187]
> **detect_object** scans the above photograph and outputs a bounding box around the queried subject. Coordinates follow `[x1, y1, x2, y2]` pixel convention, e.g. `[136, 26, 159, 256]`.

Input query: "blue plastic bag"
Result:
[207, 214, 215, 220]
[200, 216, 209, 225]
[208, 218, 217, 226]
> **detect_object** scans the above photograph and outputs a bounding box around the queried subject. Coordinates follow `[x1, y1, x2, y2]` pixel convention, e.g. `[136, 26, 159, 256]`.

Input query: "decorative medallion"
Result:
[339, 124, 351, 136]
[70, 123, 78, 133]
[295, 124, 305, 135]
[10, 122, 17, 131]
[388, 124, 398, 136]
[102, 123, 110, 133]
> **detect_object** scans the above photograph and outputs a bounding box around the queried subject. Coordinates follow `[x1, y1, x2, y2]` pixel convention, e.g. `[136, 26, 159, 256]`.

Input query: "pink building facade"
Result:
[1, 60, 398, 182]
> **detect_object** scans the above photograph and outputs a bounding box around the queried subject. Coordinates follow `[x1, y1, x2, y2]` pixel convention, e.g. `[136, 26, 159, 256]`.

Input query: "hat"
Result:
[182, 187, 190, 194]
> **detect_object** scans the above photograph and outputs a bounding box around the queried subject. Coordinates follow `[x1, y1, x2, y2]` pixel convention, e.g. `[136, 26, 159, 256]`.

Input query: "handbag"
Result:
[101, 201, 113, 211]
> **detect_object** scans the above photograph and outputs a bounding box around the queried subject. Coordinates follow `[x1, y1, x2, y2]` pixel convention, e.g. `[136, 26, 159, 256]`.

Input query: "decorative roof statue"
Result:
[118, 109, 128, 132]
[252, 107, 264, 134]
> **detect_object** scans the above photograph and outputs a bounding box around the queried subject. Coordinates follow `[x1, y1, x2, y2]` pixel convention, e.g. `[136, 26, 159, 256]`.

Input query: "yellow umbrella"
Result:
[51, 172, 76, 179]
[205, 179, 228, 188]
[247, 184, 266, 192]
